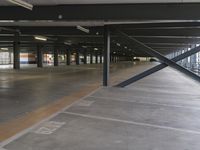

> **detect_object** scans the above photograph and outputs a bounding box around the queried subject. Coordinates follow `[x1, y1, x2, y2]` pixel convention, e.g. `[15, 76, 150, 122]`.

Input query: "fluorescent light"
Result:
[113, 52, 116, 54]
[82, 46, 87, 48]
[64, 41, 72, 45]
[76, 26, 90, 33]
[0, 20, 14, 23]
[124, 46, 127, 49]
[188, 47, 191, 50]
[196, 44, 200, 47]
[116, 43, 121, 47]
[34, 35, 47, 41]
[6, 0, 33, 10]
[1, 48, 9, 51]
[94, 48, 98, 51]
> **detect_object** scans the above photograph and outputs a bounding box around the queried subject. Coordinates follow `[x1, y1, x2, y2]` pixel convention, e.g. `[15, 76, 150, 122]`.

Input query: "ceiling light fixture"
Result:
[76, 26, 90, 33]
[0, 48, 8, 51]
[6, 0, 33, 10]
[34, 35, 47, 41]
[116, 43, 121, 47]
[94, 48, 98, 51]
[82, 46, 87, 48]
[124, 46, 127, 49]
[196, 44, 200, 47]
[64, 41, 72, 45]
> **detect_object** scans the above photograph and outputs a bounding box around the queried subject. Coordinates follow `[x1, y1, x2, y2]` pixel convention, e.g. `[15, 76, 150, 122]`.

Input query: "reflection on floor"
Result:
[1, 64, 200, 150]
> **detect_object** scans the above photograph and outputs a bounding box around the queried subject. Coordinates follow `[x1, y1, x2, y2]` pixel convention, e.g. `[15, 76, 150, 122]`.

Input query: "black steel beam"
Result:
[117, 45, 200, 87]
[114, 28, 200, 84]
[103, 26, 110, 86]
[2, 4, 200, 20]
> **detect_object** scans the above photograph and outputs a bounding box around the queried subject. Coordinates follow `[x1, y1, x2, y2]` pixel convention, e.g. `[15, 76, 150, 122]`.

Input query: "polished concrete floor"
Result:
[1, 63, 200, 150]
[0, 62, 139, 123]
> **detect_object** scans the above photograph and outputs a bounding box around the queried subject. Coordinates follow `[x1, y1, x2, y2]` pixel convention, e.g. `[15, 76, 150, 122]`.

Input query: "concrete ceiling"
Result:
[1, 0, 200, 5]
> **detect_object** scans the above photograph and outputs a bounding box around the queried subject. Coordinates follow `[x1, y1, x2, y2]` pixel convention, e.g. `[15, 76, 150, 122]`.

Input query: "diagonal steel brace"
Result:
[114, 28, 200, 87]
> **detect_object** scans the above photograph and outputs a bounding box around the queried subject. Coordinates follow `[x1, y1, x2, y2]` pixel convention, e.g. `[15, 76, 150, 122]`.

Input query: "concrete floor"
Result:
[0, 62, 138, 123]
[1, 63, 200, 150]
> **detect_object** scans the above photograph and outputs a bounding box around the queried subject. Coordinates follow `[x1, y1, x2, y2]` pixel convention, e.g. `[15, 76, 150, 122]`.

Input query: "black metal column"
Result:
[103, 26, 110, 86]
[37, 45, 43, 68]
[13, 33, 20, 69]
[84, 50, 87, 64]
[66, 49, 71, 65]
[54, 46, 58, 66]
[76, 49, 80, 65]
[95, 52, 98, 64]
[100, 52, 103, 64]
[90, 50, 93, 64]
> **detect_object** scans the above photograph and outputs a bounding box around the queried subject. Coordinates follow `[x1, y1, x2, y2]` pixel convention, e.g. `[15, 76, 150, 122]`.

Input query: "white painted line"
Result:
[75, 100, 95, 107]
[63, 111, 200, 135]
[88, 96, 200, 110]
[0, 87, 101, 148]
[33, 121, 66, 135]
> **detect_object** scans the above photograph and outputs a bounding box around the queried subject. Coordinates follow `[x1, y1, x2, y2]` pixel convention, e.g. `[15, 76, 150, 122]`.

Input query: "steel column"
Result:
[95, 52, 98, 64]
[84, 50, 87, 64]
[37, 45, 43, 68]
[66, 49, 71, 65]
[13, 33, 20, 69]
[103, 26, 111, 86]
[54, 46, 59, 66]
[76, 49, 80, 65]
[90, 51, 93, 64]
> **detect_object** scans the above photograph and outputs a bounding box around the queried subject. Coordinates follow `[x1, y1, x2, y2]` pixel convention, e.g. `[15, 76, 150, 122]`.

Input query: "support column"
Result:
[84, 50, 87, 64]
[37, 45, 43, 68]
[66, 49, 71, 65]
[103, 26, 110, 86]
[13, 32, 20, 69]
[76, 49, 80, 65]
[100, 52, 103, 64]
[90, 50, 93, 64]
[95, 52, 98, 64]
[54, 46, 59, 66]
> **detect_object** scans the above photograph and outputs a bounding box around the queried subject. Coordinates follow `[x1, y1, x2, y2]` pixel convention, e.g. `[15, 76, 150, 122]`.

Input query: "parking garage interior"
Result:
[0, 1, 200, 150]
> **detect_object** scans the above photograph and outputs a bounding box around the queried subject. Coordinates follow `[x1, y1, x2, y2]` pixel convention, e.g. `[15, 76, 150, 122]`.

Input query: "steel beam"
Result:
[114, 28, 200, 86]
[2, 4, 200, 20]
[103, 26, 111, 86]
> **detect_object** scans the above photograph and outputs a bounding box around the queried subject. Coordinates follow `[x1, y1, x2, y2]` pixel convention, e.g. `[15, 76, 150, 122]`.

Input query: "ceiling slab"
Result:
[1, 0, 200, 6]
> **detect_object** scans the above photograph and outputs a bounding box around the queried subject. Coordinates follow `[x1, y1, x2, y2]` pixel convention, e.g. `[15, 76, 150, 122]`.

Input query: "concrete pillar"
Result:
[37, 45, 43, 68]
[103, 26, 110, 86]
[13, 32, 20, 69]
[54, 46, 58, 66]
